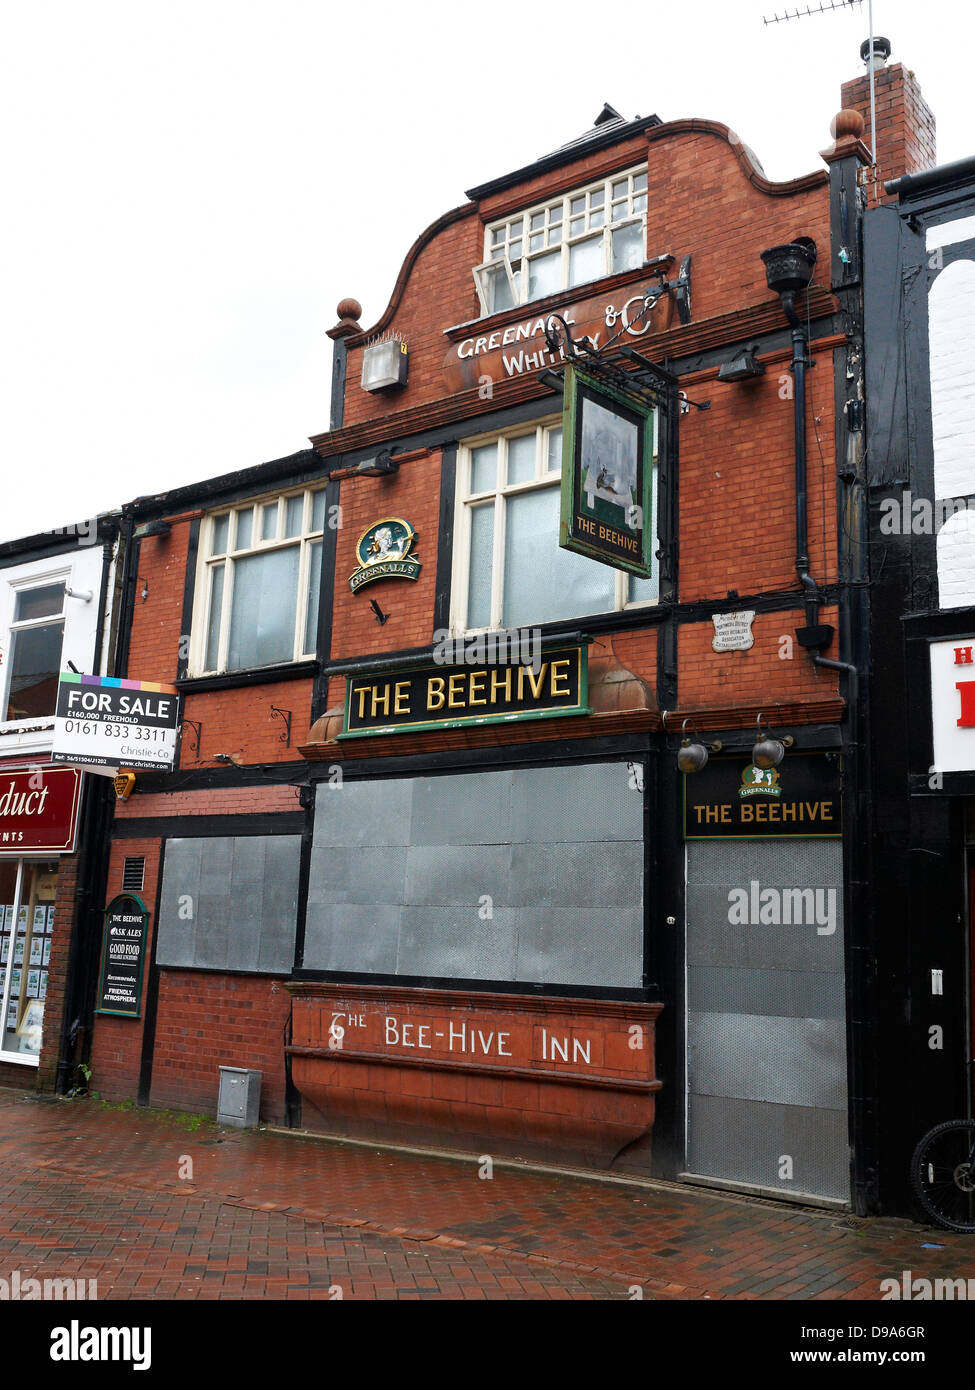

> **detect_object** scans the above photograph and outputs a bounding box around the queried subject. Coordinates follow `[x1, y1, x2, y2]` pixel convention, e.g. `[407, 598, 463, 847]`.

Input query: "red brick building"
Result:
[84, 48, 938, 1214]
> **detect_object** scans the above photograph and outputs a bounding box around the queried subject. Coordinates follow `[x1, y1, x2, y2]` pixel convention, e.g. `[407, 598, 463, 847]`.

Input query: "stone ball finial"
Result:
[830, 109, 865, 141]
[336, 297, 362, 323]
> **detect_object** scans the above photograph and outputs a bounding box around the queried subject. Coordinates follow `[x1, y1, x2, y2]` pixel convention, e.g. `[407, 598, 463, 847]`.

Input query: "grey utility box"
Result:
[217, 1067, 262, 1128]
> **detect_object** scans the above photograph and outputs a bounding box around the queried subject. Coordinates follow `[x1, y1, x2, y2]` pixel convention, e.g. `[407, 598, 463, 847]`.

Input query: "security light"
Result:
[361, 338, 408, 392]
[718, 346, 765, 382]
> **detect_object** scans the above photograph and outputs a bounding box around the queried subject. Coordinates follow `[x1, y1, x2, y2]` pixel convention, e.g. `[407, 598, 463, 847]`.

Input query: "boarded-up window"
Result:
[304, 762, 644, 989]
[156, 835, 301, 973]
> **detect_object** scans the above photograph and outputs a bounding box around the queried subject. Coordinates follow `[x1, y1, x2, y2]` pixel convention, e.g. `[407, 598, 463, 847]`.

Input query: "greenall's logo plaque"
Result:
[349, 518, 421, 593]
[739, 764, 782, 798]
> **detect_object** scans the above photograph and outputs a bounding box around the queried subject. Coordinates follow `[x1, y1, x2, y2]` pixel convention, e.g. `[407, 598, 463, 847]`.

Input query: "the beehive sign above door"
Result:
[349, 518, 421, 593]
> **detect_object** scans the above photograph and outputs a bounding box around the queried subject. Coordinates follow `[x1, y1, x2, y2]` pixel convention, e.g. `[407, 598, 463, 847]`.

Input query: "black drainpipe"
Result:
[760, 239, 835, 655]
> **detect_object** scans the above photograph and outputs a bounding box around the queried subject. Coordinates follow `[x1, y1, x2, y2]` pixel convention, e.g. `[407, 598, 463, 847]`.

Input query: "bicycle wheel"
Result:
[911, 1120, 975, 1233]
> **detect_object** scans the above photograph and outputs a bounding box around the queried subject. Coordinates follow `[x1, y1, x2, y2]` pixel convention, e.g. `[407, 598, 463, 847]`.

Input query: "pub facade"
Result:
[84, 48, 941, 1217]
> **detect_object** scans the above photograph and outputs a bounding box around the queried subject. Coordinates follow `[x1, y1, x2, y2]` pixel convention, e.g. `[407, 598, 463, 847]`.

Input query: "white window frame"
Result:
[449, 417, 658, 636]
[188, 485, 329, 676]
[473, 165, 649, 317]
[1, 575, 69, 728]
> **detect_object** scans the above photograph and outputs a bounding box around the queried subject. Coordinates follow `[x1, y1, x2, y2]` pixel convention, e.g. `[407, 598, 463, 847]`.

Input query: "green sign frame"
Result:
[559, 362, 657, 579]
[339, 643, 590, 738]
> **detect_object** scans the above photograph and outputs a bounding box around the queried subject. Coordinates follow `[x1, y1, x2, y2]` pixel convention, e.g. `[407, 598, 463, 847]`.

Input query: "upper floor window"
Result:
[3, 582, 66, 722]
[473, 167, 648, 317]
[450, 418, 657, 634]
[191, 488, 328, 675]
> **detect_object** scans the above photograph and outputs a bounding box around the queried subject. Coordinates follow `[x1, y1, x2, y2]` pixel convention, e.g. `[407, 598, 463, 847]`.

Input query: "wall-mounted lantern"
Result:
[751, 713, 794, 769]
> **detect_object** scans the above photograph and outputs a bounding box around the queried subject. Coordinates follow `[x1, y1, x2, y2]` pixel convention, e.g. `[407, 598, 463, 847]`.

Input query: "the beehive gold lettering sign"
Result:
[341, 644, 589, 737]
[683, 755, 842, 839]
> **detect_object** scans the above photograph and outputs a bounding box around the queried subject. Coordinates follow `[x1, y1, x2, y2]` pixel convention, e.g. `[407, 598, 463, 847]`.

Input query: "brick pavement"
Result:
[0, 1089, 972, 1301]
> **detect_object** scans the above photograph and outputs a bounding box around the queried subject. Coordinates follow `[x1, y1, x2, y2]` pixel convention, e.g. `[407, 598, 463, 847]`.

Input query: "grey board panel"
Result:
[155, 838, 203, 967]
[306, 845, 408, 908]
[409, 768, 513, 846]
[508, 840, 642, 909]
[255, 835, 301, 973]
[313, 778, 415, 848]
[687, 965, 846, 1020]
[687, 1011, 848, 1110]
[193, 891, 231, 971]
[397, 905, 518, 981]
[685, 882, 844, 972]
[686, 1093, 850, 1203]
[514, 907, 644, 988]
[508, 761, 644, 843]
[303, 902, 401, 974]
[403, 843, 511, 907]
[686, 838, 843, 888]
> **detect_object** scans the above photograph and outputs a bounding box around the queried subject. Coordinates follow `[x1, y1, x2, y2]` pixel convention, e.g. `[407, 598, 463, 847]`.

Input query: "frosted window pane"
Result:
[471, 444, 497, 494]
[467, 505, 494, 629]
[205, 565, 224, 670]
[569, 235, 603, 287]
[227, 548, 299, 669]
[628, 570, 658, 603]
[210, 514, 229, 556]
[304, 540, 323, 654]
[311, 491, 327, 531]
[503, 486, 613, 627]
[507, 434, 536, 485]
[488, 266, 515, 313]
[613, 222, 644, 274]
[235, 508, 253, 550]
[285, 495, 304, 538]
[528, 251, 560, 301]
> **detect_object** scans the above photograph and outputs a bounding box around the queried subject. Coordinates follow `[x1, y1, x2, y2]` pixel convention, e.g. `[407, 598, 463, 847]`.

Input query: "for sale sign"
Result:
[52, 673, 181, 772]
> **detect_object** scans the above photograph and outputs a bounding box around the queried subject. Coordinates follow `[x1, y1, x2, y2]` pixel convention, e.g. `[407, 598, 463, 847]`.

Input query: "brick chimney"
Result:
[841, 38, 936, 192]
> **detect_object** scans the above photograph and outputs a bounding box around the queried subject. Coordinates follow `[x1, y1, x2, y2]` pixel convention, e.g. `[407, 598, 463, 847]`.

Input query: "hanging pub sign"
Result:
[341, 642, 589, 738]
[684, 754, 842, 840]
[95, 893, 149, 1018]
[52, 673, 181, 773]
[348, 518, 421, 593]
[559, 363, 656, 579]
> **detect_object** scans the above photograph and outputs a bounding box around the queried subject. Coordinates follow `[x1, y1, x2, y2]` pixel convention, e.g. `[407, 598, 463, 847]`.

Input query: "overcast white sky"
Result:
[1, 0, 972, 542]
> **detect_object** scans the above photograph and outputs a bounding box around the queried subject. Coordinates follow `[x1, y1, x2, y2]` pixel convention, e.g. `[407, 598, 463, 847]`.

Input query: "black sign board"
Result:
[684, 754, 842, 839]
[96, 893, 149, 1017]
[341, 644, 589, 738]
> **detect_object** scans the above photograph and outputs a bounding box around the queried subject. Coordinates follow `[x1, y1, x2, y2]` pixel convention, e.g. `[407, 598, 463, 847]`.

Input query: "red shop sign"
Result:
[0, 765, 82, 854]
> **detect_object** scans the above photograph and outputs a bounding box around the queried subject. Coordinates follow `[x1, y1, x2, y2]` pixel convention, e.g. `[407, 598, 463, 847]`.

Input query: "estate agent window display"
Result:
[0, 858, 57, 1062]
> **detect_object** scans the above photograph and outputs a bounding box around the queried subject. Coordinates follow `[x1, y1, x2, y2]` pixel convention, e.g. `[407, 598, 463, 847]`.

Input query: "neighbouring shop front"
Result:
[0, 763, 82, 1072]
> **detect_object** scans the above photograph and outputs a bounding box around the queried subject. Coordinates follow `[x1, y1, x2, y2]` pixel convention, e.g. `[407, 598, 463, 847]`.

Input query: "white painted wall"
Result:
[927, 221, 975, 607]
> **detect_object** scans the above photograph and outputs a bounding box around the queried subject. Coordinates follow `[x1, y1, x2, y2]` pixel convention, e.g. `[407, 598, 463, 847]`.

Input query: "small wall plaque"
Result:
[712, 610, 756, 652]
